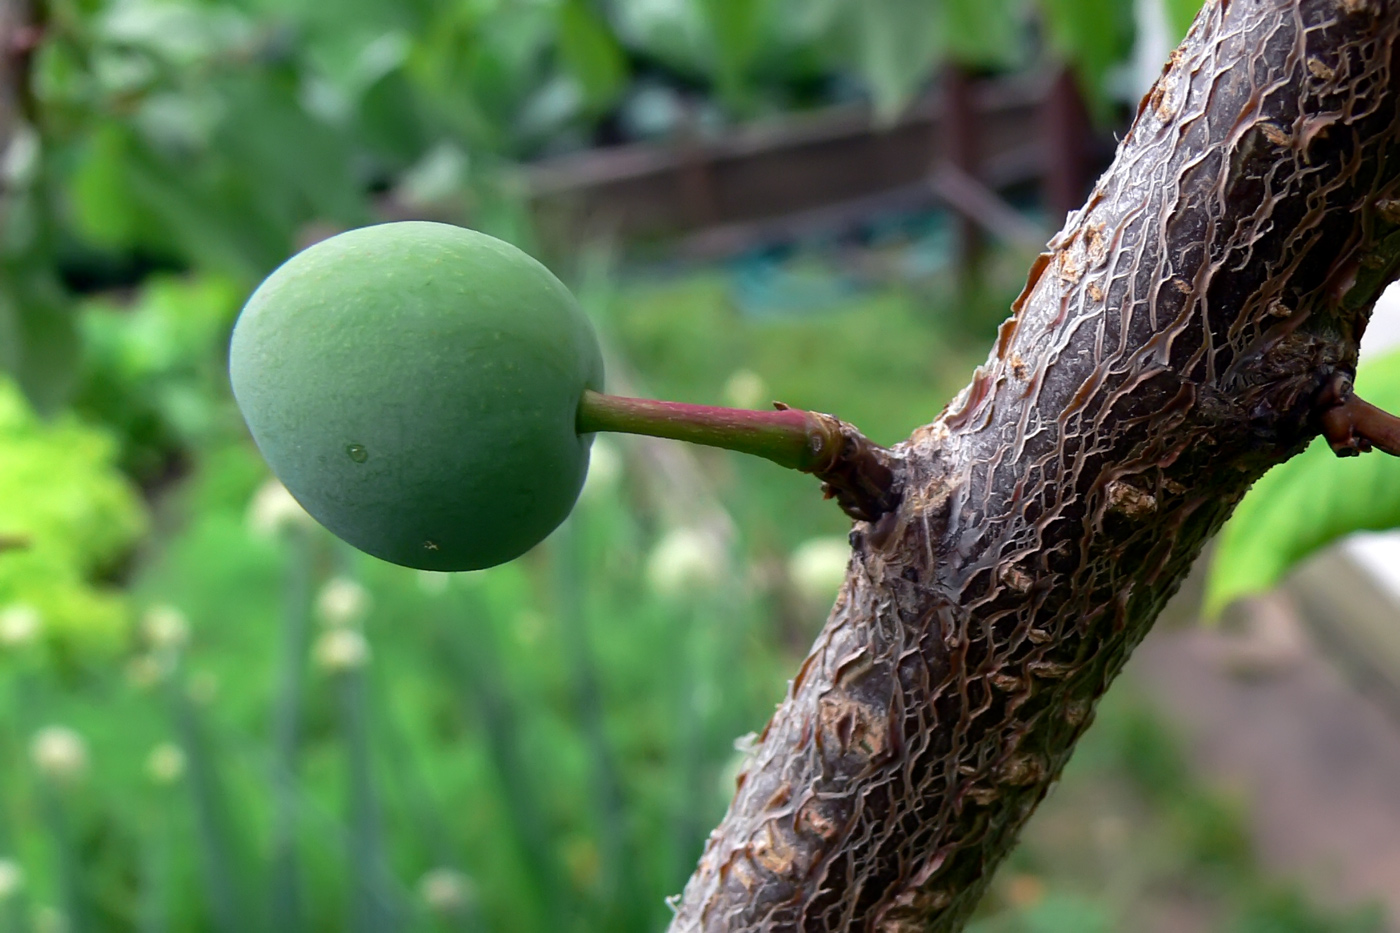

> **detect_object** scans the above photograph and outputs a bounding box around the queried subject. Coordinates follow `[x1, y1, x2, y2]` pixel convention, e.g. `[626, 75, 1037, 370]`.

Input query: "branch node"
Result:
[1316, 372, 1400, 457]
[801, 412, 903, 523]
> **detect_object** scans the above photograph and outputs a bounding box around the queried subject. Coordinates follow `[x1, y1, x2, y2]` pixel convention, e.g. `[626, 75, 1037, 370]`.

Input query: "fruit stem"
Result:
[577, 391, 819, 470]
[576, 391, 902, 522]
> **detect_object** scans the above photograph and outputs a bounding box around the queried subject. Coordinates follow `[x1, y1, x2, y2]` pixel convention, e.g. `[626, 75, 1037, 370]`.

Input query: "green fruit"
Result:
[229, 221, 604, 571]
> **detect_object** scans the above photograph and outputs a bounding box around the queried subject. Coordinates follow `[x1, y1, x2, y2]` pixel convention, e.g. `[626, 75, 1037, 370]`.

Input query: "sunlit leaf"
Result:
[698, 0, 773, 110]
[0, 376, 146, 653]
[1039, 0, 1136, 118]
[1204, 348, 1400, 617]
[611, 0, 710, 78]
[943, 0, 1028, 70]
[0, 286, 19, 377]
[848, 0, 943, 124]
[1164, 0, 1204, 42]
[69, 122, 145, 250]
[15, 280, 82, 416]
[557, 0, 629, 115]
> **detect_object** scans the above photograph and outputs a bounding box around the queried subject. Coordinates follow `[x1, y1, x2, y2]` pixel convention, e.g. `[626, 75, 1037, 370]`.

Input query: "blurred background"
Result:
[2, 0, 1400, 930]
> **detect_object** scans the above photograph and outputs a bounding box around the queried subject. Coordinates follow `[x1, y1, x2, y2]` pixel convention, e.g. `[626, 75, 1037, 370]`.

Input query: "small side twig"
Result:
[791, 408, 902, 522]
[1317, 372, 1400, 457]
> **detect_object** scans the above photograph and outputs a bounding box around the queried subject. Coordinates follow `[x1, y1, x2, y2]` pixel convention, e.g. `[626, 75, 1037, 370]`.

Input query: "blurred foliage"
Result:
[4, 0, 1383, 931]
[1038, 0, 1135, 118]
[0, 419, 795, 931]
[1205, 348, 1400, 617]
[1164, 0, 1206, 38]
[0, 225, 1379, 930]
[0, 376, 145, 655]
[968, 689, 1385, 933]
[0, 0, 1193, 417]
[73, 273, 244, 478]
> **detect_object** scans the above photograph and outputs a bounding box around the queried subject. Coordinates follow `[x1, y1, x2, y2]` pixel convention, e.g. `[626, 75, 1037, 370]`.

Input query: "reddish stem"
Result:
[576, 391, 901, 522]
[1318, 374, 1400, 458]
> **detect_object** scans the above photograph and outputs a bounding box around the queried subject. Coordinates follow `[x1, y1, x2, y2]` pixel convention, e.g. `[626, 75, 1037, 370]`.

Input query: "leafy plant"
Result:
[0, 377, 146, 653]
[1205, 348, 1400, 617]
[74, 273, 244, 480]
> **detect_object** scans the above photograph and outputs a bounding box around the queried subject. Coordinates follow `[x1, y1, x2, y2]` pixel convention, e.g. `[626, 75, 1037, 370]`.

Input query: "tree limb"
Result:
[669, 2, 1400, 930]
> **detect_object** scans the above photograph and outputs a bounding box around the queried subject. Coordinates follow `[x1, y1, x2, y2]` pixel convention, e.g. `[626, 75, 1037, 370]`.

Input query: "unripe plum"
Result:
[229, 222, 604, 571]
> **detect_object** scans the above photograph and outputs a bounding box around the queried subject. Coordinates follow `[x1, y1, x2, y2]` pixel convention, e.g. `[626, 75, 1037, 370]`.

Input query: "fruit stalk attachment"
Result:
[576, 390, 901, 522]
[1317, 373, 1400, 458]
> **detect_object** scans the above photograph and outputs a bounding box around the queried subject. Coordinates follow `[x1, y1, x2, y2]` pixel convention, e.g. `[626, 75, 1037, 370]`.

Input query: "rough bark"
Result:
[669, 2, 1400, 930]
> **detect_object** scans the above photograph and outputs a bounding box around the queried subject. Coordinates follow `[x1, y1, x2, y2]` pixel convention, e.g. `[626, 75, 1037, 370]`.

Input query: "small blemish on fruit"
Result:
[346, 444, 368, 463]
[423, 540, 439, 551]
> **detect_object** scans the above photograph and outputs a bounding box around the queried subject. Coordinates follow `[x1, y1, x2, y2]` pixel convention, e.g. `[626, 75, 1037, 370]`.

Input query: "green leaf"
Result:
[16, 282, 82, 416]
[610, 0, 710, 78]
[0, 267, 81, 415]
[557, 0, 629, 115]
[1039, 0, 1135, 118]
[698, 0, 773, 110]
[942, 0, 1028, 70]
[1164, 0, 1204, 42]
[0, 375, 147, 654]
[847, 0, 943, 124]
[1204, 348, 1400, 617]
[0, 285, 19, 377]
[69, 122, 145, 250]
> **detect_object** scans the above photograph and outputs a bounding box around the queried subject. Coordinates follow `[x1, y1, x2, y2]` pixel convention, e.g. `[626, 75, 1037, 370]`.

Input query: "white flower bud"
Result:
[0, 858, 23, 900]
[246, 479, 314, 538]
[646, 528, 725, 597]
[417, 571, 451, 594]
[455, 570, 491, 590]
[513, 611, 544, 647]
[579, 437, 622, 503]
[1, 123, 40, 189]
[125, 654, 167, 690]
[315, 578, 370, 628]
[187, 671, 220, 705]
[787, 537, 851, 603]
[34, 906, 68, 933]
[418, 867, 474, 914]
[142, 605, 190, 651]
[146, 743, 186, 784]
[30, 726, 88, 784]
[0, 604, 41, 648]
[314, 629, 370, 672]
[722, 369, 770, 411]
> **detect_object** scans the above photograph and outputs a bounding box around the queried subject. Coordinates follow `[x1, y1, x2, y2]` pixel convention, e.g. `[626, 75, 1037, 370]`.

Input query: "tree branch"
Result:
[1317, 371, 1400, 455]
[670, 2, 1400, 930]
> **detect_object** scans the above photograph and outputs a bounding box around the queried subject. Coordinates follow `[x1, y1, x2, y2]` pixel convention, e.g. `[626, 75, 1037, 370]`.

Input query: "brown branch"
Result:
[797, 409, 902, 523]
[671, 2, 1400, 931]
[1318, 372, 1400, 456]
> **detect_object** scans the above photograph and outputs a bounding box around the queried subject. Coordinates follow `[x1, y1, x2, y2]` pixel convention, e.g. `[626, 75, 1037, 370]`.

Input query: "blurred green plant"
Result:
[7, 2, 1382, 932]
[0, 376, 145, 654]
[74, 273, 244, 481]
[1, 0, 1193, 417]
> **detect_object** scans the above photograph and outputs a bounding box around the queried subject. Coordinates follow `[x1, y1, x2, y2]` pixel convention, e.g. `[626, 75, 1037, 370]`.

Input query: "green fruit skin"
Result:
[229, 222, 604, 571]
